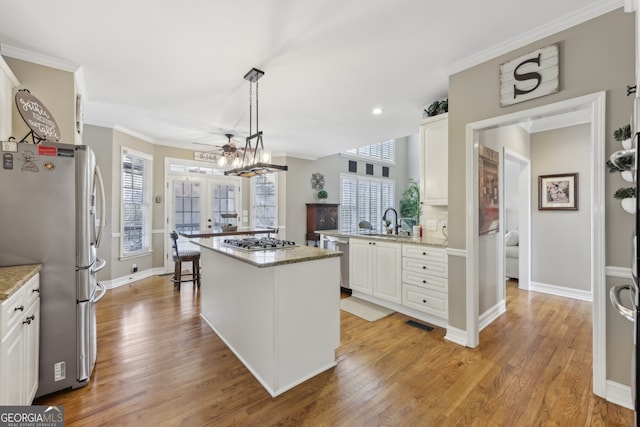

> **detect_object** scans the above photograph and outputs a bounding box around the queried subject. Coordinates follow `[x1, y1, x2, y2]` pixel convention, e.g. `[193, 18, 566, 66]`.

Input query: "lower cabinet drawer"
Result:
[402, 257, 448, 278]
[402, 284, 447, 318]
[402, 270, 447, 293]
[1, 286, 25, 338]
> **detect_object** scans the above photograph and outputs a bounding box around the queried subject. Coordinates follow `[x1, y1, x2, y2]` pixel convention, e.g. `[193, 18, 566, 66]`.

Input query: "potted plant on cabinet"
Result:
[614, 124, 632, 149]
[316, 189, 328, 202]
[614, 187, 636, 214]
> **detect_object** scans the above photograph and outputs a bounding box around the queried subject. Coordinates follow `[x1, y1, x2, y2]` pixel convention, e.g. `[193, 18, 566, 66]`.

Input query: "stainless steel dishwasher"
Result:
[325, 236, 350, 291]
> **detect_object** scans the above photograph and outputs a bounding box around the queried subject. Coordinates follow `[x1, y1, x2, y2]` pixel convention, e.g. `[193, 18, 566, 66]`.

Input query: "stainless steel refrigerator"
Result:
[610, 132, 639, 425]
[0, 141, 106, 397]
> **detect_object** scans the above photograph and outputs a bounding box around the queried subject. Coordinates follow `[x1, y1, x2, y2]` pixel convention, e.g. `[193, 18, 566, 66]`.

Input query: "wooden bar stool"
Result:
[170, 231, 201, 290]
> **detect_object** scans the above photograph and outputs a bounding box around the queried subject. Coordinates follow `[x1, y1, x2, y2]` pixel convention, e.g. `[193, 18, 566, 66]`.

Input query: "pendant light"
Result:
[224, 67, 288, 177]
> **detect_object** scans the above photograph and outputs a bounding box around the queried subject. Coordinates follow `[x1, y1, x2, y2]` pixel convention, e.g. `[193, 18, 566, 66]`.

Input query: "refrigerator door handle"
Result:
[92, 258, 106, 274]
[610, 284, 636, 322]
[93, 282, 107, 304]
[94, 165, 106, 249]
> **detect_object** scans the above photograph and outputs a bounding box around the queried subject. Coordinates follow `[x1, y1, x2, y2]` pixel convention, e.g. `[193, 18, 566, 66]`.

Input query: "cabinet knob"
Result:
[422, 266, 427, 270]
[23, 315, 34, 325]
[422, 280, 426, 284]
[422, 252, 426, 256]
[32, 288, 40, 294]
[422, 299, 427, 303]
[14, 305, 24, 312]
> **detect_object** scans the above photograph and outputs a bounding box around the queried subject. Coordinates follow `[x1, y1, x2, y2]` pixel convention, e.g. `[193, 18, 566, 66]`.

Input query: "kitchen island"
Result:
[192, 237, 342, 397]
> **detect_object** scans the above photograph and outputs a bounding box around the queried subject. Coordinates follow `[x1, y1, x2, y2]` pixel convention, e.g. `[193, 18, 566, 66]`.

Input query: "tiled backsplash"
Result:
[421, 205, 448, 243]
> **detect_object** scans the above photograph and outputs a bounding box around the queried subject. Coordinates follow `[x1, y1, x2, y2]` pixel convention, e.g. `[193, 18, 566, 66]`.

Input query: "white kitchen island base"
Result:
[197, 239, 341, 397]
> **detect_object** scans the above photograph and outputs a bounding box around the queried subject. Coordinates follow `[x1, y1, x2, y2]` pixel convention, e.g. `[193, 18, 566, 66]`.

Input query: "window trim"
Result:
[120, 147, 153, 258]
[250, 173, 279, 229]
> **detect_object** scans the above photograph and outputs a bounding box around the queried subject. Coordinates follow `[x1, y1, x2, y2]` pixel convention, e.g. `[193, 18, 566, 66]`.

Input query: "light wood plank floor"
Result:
[35, 277, 633, 426]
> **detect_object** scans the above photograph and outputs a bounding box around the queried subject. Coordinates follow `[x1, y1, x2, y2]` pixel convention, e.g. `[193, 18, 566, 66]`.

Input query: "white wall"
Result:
[283, 137, 416, 246]
[530, 124, 591, 292]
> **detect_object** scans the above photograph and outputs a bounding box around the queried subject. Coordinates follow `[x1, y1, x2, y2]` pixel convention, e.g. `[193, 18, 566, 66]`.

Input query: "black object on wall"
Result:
[382, 166, 389, 177]
[348, 160, 357, 173]
[366, 163, 373, 175]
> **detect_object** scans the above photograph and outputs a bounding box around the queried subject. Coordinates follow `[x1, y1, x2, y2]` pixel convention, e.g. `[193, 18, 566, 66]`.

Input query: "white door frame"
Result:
[464, 91, 606, 397]
[503, 148, 531, 292]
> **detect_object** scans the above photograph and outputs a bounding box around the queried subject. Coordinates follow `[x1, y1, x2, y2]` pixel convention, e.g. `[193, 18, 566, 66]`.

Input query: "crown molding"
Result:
[113, 124, 157, 144]
[0, 44, 80, 73]
[443, 0, 625, 76]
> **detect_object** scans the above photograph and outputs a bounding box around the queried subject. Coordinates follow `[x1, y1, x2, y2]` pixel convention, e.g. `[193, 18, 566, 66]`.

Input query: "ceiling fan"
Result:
[193, 133, 247, 167]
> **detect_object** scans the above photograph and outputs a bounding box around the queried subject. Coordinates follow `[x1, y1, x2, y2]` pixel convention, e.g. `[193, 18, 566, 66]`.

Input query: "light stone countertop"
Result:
[0, 264, 43, 302]
[316, 229, 448, 248]
[192, 237, 342, 268]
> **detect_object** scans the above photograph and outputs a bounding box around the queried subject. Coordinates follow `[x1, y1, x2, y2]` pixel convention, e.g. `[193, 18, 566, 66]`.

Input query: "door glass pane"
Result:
[173, 181, 201, 233]
[211, 183, 237, 228]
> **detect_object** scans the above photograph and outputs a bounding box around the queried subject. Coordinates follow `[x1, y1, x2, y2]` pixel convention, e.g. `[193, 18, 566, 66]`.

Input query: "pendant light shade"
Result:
[224, 68, 288, 177]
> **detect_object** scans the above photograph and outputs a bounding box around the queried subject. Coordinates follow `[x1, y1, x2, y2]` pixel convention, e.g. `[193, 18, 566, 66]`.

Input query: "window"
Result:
[252, 173, 278, 228]
[340, 174, 395, 233]
[345, 140, 395, 164]
[121, 148, 152, 256]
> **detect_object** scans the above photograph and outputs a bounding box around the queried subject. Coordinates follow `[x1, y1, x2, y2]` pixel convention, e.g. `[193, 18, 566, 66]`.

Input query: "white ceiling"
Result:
[0, 0, 621, 159]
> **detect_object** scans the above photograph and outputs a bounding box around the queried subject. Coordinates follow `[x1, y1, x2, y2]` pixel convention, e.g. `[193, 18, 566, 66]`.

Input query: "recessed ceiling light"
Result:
[371, 108, 383, 115]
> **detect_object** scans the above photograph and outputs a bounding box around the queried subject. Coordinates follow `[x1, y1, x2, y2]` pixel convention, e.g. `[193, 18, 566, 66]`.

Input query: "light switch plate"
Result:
[426, 220, 437, 231]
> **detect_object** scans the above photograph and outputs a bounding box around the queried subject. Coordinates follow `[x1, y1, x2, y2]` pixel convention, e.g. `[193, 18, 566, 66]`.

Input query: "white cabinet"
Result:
[401, 245, 448, 319]
[349, 239, 402, 304]
[0, 273, 40, 405]
[419, 113, 448, 206]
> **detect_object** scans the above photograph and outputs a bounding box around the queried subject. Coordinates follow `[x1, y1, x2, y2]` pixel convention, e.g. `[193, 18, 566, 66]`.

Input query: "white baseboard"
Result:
[529, 281, 592, 302]
[444, 325, 467, 347]
[479, 300, 506, 331]
[606, 379, 633, 410]
[102, 267, 166, 289]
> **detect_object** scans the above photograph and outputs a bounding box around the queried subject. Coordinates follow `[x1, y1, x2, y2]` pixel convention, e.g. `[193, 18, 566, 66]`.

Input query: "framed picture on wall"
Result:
[538, 173, 578, 210]
[478, 144, 500, 235]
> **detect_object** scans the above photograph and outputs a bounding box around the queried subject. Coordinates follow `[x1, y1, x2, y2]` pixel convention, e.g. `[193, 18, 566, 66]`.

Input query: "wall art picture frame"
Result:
[538, 173, 578, 210]
[478, 144, 500, 235]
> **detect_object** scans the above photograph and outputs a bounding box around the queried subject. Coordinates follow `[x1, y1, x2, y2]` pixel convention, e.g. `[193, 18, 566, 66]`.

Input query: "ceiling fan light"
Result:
[217, 156, 227, 167]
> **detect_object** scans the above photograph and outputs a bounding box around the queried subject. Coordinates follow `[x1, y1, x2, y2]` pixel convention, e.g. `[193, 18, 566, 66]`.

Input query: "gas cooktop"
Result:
[222, 237, 297, 251]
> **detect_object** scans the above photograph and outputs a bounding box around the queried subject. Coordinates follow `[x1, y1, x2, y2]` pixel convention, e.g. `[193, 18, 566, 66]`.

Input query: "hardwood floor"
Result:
[35, 277, 633, 426]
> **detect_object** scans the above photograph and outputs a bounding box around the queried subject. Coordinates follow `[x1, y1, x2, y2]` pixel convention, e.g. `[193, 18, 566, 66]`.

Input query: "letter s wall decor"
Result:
[499, 44, 559, 107]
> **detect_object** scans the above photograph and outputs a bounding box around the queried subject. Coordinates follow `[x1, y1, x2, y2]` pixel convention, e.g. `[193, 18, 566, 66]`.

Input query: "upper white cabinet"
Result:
[419, 113, 448, 206]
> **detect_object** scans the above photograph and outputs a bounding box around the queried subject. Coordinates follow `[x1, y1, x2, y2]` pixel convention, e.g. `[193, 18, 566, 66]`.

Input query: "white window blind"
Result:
[340, 177, 357, 234]
[122, 148, 152, 256]
[340, 174, 395, 233]
[252, 173, 278, 228]
[345, 140, 395, 164]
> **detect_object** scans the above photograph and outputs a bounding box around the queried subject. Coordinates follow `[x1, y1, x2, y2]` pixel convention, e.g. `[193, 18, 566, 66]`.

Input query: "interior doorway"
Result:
[503, 149, 531, 292]
[464, 91, 607, 397]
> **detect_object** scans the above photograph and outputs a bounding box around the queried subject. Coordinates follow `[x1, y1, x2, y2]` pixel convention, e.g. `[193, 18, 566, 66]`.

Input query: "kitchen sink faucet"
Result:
[382, 208, 399, 235]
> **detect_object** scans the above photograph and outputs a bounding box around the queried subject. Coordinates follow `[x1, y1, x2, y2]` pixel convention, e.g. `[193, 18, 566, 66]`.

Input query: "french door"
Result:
[165, 174, 241, 271]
